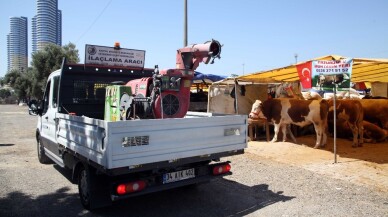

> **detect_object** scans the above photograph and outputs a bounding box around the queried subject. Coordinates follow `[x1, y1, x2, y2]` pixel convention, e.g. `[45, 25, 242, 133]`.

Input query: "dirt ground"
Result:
[1, 105, 387, 216]
[247, 134, 388, 193]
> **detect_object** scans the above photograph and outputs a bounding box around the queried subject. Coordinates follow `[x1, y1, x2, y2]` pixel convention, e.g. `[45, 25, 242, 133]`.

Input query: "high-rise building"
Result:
[56, 10, 62, 46]
[7, 16, 28, 72]
[31, 16, 37, 52]
[32, 0, 62, 53]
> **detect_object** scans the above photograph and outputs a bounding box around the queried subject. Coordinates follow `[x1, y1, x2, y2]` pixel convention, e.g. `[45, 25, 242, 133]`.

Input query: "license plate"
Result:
[163, 168, 195, 184]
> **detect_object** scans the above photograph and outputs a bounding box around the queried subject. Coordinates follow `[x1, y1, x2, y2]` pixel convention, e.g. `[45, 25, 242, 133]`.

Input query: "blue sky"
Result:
[1, 0, 387, 78]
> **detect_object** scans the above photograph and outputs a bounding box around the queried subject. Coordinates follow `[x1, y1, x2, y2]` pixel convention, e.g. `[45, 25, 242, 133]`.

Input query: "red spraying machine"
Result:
[124, 39, 222, 119]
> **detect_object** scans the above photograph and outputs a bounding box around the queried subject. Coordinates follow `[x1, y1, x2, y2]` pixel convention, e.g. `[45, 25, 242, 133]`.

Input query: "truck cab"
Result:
[37, 70, 61, 164]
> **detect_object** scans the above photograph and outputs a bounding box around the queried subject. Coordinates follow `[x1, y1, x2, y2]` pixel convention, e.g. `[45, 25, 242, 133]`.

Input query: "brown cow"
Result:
[362, 121, 388, 143]
[249, 99, 329, 148]
[327, 99, 364, 147]
[328, 119, 387, 143]
[359, 99, 388, 130]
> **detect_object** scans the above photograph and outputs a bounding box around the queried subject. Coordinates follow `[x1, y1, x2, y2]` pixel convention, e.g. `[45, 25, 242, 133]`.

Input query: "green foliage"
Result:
[31, 43, 79, 82]
[0, 89, 11, 99]
[3, 69, 33, 101]
[32, 43, 80, 96]
[3, 42, 80, 101]
[4, 69, 21, 86]
[63, 42, 80, 64]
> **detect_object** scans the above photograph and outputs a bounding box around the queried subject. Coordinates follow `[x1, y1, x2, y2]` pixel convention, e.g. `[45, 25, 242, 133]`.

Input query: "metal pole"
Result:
[184, 0, 188, 47]
[235, 81, 238, 114]
[333, 84, 337, 163]
[242, 63, 245, 75]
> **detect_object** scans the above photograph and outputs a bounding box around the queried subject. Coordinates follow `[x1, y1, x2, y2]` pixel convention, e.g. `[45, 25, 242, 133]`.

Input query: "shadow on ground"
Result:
[251, 125, 388, 164]
[0, 144, 15, 147]
[0, 177, 294, 217]
[296, 134, 388, 164]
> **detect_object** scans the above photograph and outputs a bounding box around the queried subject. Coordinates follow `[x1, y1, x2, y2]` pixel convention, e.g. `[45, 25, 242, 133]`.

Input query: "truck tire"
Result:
[37, 136, 51, 164]
[78, 165, 92, 210]
[78, 164, 111, 210]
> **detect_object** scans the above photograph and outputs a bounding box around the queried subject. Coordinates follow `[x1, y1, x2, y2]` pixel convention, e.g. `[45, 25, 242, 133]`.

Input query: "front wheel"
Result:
[37, 136, 51, 164]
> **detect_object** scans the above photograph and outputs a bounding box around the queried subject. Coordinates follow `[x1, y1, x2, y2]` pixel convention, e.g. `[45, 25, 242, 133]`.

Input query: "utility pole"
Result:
[184, 0, 188, 47]
[242, 63, 245, 75]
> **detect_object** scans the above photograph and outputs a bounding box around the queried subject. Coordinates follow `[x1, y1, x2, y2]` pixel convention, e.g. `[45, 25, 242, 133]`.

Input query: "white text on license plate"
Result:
[163, 168, 195, 184]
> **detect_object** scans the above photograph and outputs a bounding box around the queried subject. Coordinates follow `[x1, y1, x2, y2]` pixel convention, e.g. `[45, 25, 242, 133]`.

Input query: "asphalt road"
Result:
[0, 104, 387, 217]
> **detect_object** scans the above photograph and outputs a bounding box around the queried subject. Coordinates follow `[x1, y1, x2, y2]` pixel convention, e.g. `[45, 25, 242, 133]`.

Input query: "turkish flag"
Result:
[296, 61, 312, 89]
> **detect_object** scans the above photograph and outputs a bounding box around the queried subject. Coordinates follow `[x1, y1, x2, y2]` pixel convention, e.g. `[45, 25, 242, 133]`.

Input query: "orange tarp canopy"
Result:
[237, 55, 388, 83]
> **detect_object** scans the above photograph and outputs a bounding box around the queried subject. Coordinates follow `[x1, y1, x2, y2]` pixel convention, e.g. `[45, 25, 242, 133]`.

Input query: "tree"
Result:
[30, 42, 80, 98]
[3, 42, 80, 101]
[3, 69, 33, 102]
[0, 77, 5, 86]
[0, 89, 11, 99]
[3, 69, 21, 86]
[63, 42, 80, 64]
[14, 71, 33, 101]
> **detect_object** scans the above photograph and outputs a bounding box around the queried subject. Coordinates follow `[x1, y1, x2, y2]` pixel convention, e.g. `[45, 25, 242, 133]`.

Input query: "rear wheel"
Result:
[78, 165, 111, 210]
[78, 166, 91, 209]
[37, 136, 51, 164]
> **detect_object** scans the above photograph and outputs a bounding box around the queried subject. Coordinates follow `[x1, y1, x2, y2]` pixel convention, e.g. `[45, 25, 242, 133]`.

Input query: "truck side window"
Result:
[52, 76, 59, 108]
[42, 80, 51, 115]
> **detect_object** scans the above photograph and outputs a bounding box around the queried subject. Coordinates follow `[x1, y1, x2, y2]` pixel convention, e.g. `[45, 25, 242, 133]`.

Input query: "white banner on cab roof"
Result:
[85, 44, 145, 68]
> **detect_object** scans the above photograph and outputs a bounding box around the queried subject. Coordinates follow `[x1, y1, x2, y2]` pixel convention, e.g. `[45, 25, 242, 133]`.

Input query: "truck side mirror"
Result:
[28, 100, 43, 116]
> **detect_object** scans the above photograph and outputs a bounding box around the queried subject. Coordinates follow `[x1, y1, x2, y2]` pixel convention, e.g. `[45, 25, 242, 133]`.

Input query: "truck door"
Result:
[40, 75, 60, 157]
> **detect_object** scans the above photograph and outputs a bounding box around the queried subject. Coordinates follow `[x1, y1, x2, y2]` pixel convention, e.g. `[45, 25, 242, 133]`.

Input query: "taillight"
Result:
[212, 164, 231, 175]
[116, 180, 146, 195]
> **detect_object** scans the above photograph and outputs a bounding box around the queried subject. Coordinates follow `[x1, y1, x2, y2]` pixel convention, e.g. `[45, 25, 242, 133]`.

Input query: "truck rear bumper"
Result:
[109, 161, 233, 202]
[105, 149, 244, 176]
[110, 174, 224, 201]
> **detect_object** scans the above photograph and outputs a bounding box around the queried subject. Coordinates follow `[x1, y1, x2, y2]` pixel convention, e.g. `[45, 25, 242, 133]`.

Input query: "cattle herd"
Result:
[249, 93, 388, 148]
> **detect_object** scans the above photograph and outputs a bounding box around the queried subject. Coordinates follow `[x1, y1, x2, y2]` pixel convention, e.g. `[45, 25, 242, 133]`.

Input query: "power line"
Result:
[75, 0, 112, 43]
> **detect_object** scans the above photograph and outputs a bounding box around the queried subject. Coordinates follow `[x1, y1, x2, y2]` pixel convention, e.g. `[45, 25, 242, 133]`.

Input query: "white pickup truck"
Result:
[30, 42, 247, 210]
